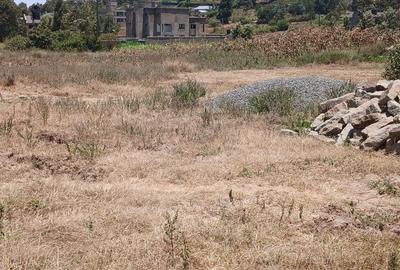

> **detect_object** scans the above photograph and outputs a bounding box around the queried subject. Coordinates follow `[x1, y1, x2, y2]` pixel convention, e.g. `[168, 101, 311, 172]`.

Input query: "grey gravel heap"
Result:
[209, 76, 346, 110]
[310, 79, 400, 154]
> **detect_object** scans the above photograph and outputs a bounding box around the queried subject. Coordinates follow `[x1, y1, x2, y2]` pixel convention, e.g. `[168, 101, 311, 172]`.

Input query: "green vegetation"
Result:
[172, 80, 206, 108]
[250, 88, 295, 115]
[0, 0, 119, 52]
[384, 45, 400, 80]
[115, 40, 164, 51]
[4, 35, 31, 50]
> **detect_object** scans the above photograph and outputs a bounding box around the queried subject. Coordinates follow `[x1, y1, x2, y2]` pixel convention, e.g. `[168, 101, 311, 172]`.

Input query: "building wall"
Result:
[158, 12, 189, 37]
[127, 7, 206, 38]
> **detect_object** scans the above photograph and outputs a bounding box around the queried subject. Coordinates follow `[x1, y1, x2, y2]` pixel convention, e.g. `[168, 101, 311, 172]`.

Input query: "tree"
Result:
[0, 0, 20, 41]
[18, 2, 29, 15]
[29, 4, 42, 20]
[382, 7, 400, 30]
[52, 0, 65, 31]
[217, 0, 232, 24]
[101, 14, 120, 33]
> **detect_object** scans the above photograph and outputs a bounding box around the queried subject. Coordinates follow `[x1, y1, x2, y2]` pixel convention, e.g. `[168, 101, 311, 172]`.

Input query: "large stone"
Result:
[387, 100, 400, 116]
[361, 116, 394, 137]
[362, 83, 378, 93]
[280, 129, 298, 136]
[319, 122, 343, 136]
[319, 93, 355, 113]
[389, 126, 400, 140]
[350, 112, 382, 129]
[346, 97, 369, 108]
[385, 138, 400, 154]
[361, 124, 400, 151]
[366, 91, 385, 99]
[308, 131, 336, 144]
[315, 110, 348, 132]
[311, 113, 325, 129]
[378, 80, 400, 107]
[376, 80, 393, 91]
[336, 123, 354, 145]
[324, 102, 348, 119]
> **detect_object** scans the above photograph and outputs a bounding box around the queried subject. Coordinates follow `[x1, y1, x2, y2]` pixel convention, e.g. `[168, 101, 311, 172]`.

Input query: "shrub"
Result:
[98, 33, 117, 51]
[275, 19, 289, 31]
[232, 24, 253, 39]
[384, 45, 400, 80]
[28, 19, 52, 49]
[50, 31, 89, 52]
[249, 88, 295, 115]
[172, 80, 206, 108]
[4, 35, 30, 50]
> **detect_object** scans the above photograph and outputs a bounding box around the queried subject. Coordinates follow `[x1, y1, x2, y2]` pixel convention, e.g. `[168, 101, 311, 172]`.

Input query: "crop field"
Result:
[1, 27, 400, 269]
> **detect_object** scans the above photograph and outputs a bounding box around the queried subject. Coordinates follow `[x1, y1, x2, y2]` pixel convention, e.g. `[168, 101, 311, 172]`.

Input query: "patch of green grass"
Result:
[369, 179, 400, 197]
[172, 80, 206, 108]
[115, 40, 164, 51]
[249, 88, 295, 116]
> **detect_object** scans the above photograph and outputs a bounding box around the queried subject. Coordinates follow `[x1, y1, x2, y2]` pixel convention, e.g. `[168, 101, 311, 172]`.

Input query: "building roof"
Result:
[193, 5, 212, 11]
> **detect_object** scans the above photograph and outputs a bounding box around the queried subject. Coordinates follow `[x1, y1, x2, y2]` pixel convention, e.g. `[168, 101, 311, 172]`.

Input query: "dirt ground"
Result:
[1, 62, 400, 269]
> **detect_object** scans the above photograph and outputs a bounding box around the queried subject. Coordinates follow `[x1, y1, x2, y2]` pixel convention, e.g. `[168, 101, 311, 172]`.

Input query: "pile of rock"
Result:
[311, 80, 400, 154]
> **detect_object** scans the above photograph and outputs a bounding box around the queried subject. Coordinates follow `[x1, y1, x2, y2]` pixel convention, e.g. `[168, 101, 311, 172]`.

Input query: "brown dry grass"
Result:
[1, 49, 400, 270]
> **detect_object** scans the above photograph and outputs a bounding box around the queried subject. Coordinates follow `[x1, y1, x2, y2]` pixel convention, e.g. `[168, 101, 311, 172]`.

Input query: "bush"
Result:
[232, 24, 253, 39]
[4, 35, 30, 50]
[384, 45, 400, 80]
[98, 33, 117, 51]
[28, 18, 52, 49]
[275, 19, 289, 31]
[50, 31, 90, 52]
[172, 80, 206, 108]
[249, 88, 295, 115]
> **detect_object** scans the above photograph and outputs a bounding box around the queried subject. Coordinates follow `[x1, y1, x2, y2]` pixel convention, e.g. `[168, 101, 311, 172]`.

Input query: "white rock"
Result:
[376, 80, 393, 91]
[361, 124, 400, 151]
[280, 129, 298, 136]
[379, 80, 400, 107]
[361, 116, 394, 137]
[336, 123, 354, 145]
[319, 93, 355, 113]
[387, 100, 400, 116]
[311, 113, 325, 130]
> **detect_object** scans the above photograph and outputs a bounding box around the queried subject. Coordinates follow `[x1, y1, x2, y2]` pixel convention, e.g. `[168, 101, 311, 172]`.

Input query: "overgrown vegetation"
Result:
[384, 45, 400, 80]
[250, 88, 295, 115]
[172, 80, 206, 108]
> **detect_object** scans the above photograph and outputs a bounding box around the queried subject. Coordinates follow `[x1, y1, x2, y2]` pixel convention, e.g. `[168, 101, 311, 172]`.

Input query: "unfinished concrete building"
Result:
[126, 3, 207, 39]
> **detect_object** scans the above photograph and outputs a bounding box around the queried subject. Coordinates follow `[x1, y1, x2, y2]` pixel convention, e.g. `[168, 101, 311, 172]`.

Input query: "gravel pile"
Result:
[208, 76, 347, 110]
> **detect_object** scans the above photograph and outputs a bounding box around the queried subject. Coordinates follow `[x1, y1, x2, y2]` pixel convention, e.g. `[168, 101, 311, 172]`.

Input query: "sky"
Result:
[15, 0, 45, 6]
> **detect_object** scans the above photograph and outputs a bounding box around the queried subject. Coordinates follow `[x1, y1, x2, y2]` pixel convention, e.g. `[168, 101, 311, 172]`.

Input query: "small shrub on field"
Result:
[3, 73, 15, 87]
[65, 141, 105, 159]
[51, 31, 90, 52]
[369, 179, 399, 196]
[253, 24, 273, 35]
[98, 33, 117, 51]
[232, 24, 253, 40]
[172, 80, 206, 108]
[96, 69, 120, 84]
[0, 116, 14, 136]
[384, 45, 400, 80]
[249, 88, 295, 116]
[275, 19, 289, 31]
[324, 81, 355, 99]
[4, 35, 31, 51]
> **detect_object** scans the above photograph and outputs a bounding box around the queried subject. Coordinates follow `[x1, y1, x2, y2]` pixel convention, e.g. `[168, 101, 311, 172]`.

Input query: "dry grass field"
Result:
[1, 48, 400, 270]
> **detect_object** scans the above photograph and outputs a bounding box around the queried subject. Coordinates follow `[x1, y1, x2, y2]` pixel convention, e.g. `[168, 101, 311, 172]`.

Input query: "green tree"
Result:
[0, 0, 20, 41]
[217, 0, 233, 24]
[382, 7, 400, 30]
[101, 14, 120, 33]
[52, 0, 65, 31]
[360, 10, 375, 29]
